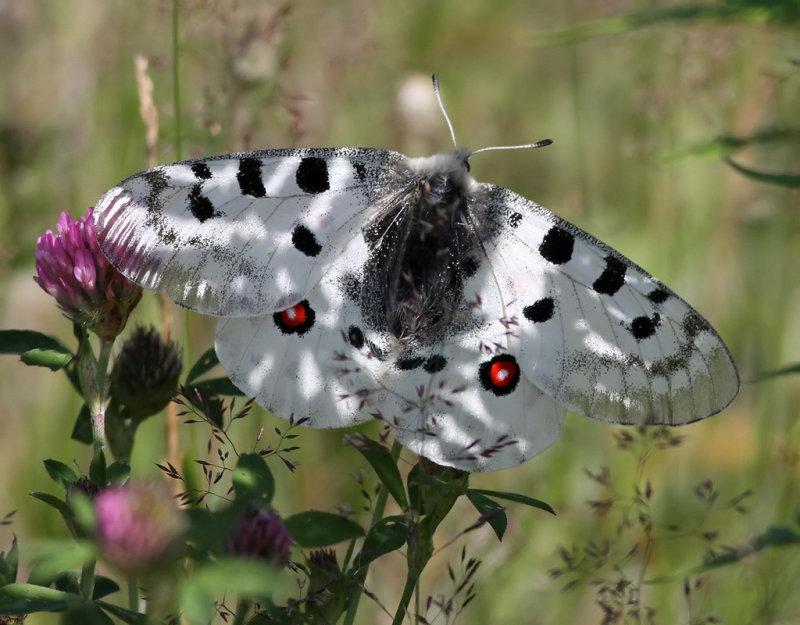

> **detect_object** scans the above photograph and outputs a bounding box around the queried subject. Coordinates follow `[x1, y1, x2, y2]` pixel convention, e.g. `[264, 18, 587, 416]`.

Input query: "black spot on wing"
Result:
[523, 297, 555, 323]
[396, 356, 425, 371]
[354, 161, 367, 183]
[508, 212, 523, 228]
[423, 354, 447, 373]
[629, 313, 661, 341]
[647, 288, 669, 304]
[395, 354, 447, 373]
[191, 162, 212, 180]
[593, 256, 627, 295]
[188, 184, 218, 223]
[237, 158, 266, 197]
[292, 224, 322, 257]
[143, 169, 169, 212]
[539, 226, 574, 265]
[347, 325, 364, 349]
[296, 157, 330, 194]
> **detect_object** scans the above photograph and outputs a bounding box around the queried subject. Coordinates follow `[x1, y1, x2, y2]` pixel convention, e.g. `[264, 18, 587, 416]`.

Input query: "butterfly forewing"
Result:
[481, 185, 739, 426]
[94, 148, 408, 316]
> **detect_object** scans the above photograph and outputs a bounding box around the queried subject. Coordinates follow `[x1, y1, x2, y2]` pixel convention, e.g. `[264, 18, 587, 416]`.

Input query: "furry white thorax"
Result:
[405, 151, 480, 193]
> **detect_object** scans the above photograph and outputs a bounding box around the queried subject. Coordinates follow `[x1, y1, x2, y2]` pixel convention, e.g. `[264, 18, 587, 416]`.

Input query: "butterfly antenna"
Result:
[470, 139, 553, 156]
[432, 74, 459, 150]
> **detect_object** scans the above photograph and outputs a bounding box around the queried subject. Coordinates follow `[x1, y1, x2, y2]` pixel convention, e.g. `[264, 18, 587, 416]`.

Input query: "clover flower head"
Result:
[226, 507, 292, 566]
[95, 483, 185, 575]
[34, 208, 141, 338]
[111, 326, 182, 421]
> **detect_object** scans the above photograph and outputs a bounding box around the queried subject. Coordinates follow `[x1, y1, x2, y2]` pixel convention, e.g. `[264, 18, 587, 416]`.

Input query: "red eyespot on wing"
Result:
[479, 354, 521, 396]
[280, 303, 307, 327]
[273, 300, 315, 336]
[490, 360, 516, 387]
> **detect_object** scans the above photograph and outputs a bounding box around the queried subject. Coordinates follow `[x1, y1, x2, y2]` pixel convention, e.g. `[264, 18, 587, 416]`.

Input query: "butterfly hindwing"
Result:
[480, 185, 739, 426]
[214, 230, 405, 428]
[351, 254, 566, 471]
[94, 148, 409, 316]
[215, 231, 566, 472]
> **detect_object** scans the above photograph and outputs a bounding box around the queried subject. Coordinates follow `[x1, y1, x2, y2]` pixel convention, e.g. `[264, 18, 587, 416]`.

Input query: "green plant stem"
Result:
[172, 0, 182, 161]
[94, 337, 113, 451]
[127, 576, 138, 612]
[369, 440, 401, 525]
[231, 599, 251, 625]
[96, 337, 113, 394]
[172, 0, 192, 391]
[393, 519, 431, 625]
[84, 336, 114, 453]
[89, 405, 105, 454]
[342, 440, 403, 625]
[80, 558, 96, 600]
[391, 574, 417, 625]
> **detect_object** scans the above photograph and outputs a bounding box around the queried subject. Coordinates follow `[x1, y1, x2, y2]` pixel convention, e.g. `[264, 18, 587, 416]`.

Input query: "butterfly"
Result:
[93, 77, 739, 472]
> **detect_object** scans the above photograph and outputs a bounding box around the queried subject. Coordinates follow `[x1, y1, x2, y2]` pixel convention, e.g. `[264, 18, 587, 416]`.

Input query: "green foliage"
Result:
[42, 460, 79, 492]
[0, 330, 72, 357]
[354, 516, 408, 569]
[284, 511, 365, 548]
[349, 435, 409, 510]
[532, 0, 800, 45]
[724, 157, 800, 187]
[0, 584, 79, 615]
[0, 329, 73, 371]
[184, 347, 244, 397]
[465, 491, 508, 541]
[0, 538, 19, 588]
[179, 558, 290, 625]
[184, 347, 219, 384]
[232, 453, 275, 505]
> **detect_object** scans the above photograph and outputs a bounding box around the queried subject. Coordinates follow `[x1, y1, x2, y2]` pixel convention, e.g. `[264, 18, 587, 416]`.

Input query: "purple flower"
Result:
[34, 208, 141, 339]
[226, 508, 292, 566]
[95, 483, 185, 575]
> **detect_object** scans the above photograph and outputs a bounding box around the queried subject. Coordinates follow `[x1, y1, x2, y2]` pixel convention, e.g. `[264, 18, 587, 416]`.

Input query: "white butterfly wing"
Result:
[94, 148, 408, 316]
[216, 232, 565, 472]
[479, 185, 739, 426]
[214, 235, 384, 428]
[379, 345, 566, 472]
[370, 261, 567, 472]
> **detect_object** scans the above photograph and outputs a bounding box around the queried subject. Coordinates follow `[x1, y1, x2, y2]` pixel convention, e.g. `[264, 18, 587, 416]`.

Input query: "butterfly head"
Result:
[407, 150, 479, 207]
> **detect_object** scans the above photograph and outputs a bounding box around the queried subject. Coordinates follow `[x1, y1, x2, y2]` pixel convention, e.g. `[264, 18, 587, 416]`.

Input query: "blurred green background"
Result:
[0, 1, 798, 623]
